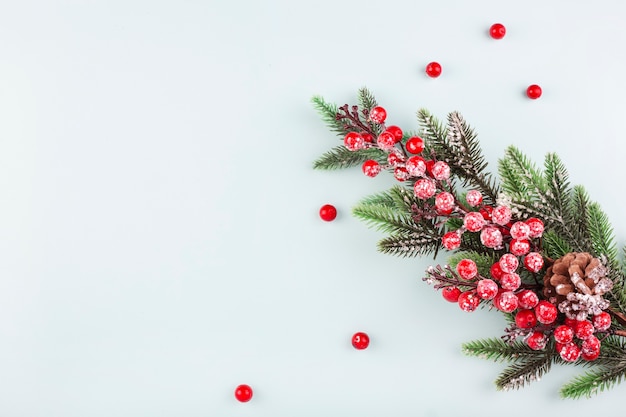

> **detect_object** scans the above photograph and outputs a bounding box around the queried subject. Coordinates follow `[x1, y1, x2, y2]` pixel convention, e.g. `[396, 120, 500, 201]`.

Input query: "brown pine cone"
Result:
[542, 252, 612, 320]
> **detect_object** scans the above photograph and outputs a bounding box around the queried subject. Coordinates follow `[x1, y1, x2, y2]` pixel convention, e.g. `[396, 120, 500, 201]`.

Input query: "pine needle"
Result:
[313, 146, 386, 170]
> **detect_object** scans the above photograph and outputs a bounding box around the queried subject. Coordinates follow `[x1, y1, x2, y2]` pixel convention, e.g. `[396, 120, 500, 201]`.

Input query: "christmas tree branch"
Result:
[311, 95, 346, 136]
[313, 146, 386, 170]
[560, 363, 626, 399]
[496, 354, 556, 391]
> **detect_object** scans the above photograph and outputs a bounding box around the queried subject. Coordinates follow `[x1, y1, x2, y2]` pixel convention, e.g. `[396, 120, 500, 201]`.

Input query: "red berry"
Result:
[362, 160, 381, 177]
[477, 279, 499, 300]
[442, 231, 461, 250]
[564, 317, 578, 328]
[466, 190, 483, 207]
[553, 325, 574, 344]
[352, 332, 370, 349]
[431, 161, 451, 180]
[376, 131, 396, 150]
[491, 205, 512, 225]
[490, 262, 504, 280]
[424, 159, 435, 175]
[406, 136, 425, 154]
[559, 342, 581, 362]
[525, 218, 544, 238]
[527, 331, 547, 350]
[435, 192, 455, 214]
[593, 312, 612, 331]
[517, 289, 539, 309]
[457, 259, 478, 280]
[414, 179, 437, 199]
[582, 349, 600, 362]
[509, 239, 530, 256]
[489, 23, 506, 39]
[515, 309, 537, 329]
[425, 61, 442, 78]
[480, 206, 493, 220]
[494, 291, 519, 313]
[500, 272, 521, 291]
[464, 212, 486, 232]
[499, 253, 519, 273]
[405, 155, 426, 176]
[387, 152, 403, 166]
[458, 291, 480, 312]
[385, 125, 403, 142]
[480, 227, 503, 248]
[510, 221, 531, 240]
[344, 132, 365, 151]
[535, 300, 558, 324]
[393, 167, 409, 182]
[369, 106, 387, 124]
[235, 384, 253, 402]
[319, 204, 337, 221]
[575, 320, 594, 340]
[581, 335, 601, 361]
[442, 286, 462, 302]
[526, 84, 542, 99]
[523, 252, 544, 273]
[361, 132, 374, 143]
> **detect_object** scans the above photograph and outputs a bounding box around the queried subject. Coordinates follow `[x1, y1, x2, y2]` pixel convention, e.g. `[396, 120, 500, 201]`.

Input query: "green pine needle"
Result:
[313, 146, 386, 170]
[560, 365, 626, 399]
[352, 204, 420, 235]
[541, 230, 573, 260]
[586, 202, 618, 264]
[496, 354, 556, 391]
[377, 234, 441, 257]
[311, 95, 346, 136]
[357, 87, 378, 112]
[462, 338, 546, 362]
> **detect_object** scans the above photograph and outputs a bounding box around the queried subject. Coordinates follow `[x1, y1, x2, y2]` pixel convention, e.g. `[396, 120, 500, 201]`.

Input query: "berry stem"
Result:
[336, 104, 376, 136]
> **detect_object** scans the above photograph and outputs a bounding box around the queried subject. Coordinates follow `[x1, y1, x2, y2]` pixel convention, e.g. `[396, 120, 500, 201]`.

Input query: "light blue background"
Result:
[1, 0, 626, 415]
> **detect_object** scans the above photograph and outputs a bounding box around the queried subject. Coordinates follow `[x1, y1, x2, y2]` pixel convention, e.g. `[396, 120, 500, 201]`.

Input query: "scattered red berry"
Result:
[500, 272, 521, 291]
[458, 291, 481, 312]
[489, 23, 506, 39]
[523, 252, 544, 273]
[442, 231, 461, 250]
[535, 300, 558, 324]
[477, 279, 499, 299]
[369, 106, 387, 124]
[494, 291, 519, 313]
[559, 342, 581, 362]
[406, 136, 425, 154]
[385, 125, 403, 142]
[491, 205, 512, 225]
[593, 312, 612, 331]
[464, 212, 486, 232]
[406, 155, 426, 176]
[525, 218, 544, 238]
[431, 161, 451, 180]
[362, 160, 381, 177]
[517, 289, 539, 309]
[319, 204, 337, 221]
[442, 286, 462, 302]
[352, 332, 370, 350]
[527, 331, 547, 350]
[515, 309, 538, 329]
[414, 179, 437, 199]
[435, 192, 455, 214]
[457, 259, 479, 280]
[466, 190, 483, 207]
[425, 61, 442, 78]
[377, 131, 396, 150]
[575, 320, 595, 340]
[526, 84, 542, 99]
[235, 384, 253, 402]
[480, 227, 503, 248]
[499, 254, 519, 273]
[344, 132, 365, 151]
[553, 325, 574, 344]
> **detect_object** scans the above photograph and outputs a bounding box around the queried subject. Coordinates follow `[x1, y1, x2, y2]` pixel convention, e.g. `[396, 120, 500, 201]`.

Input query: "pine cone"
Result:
[542, 252, 613, 321]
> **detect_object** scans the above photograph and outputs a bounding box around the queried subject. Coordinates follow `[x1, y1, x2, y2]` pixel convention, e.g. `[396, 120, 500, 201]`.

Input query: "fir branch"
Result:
[462, 338, 544, 362]
[541, 230, 573, 260]
[378, 234, 441, 257]
[498, 146, 546, 200]
[311, 95, 345, 136]
[569, 185, 592, 250]
[447, 251, 496, 277]
[496, 354, 556, 391]
[586, 202, 618, 265]
[543, 152, 570, 221]
[357, 87, 378, 112]
[560, 363, 626, 399]
[352, 203, 421, 235]
[313, 146, 386, 170]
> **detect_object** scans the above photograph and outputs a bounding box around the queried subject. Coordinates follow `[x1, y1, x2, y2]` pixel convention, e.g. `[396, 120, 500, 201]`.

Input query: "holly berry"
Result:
[489, 23, 506, 39]
[442, 231, 461, 250]
[477, 279, 499, 300]
[526, 84, 542, 99]
[344, 132, 365, 151]
[425, 159, 435, 175]
[425, 61, 442, 78]
[494, 291, 519, 313]
[515, 309, 537, 329]
[406, 136, 425, 154]
[526, 331, 547, 350]
[385, 125, 403, 142]
[235, 384, 253, 402]
[593, 311, 612, 331]
[499, 253, 519, 273]
[352, 332, 370, 349]
[480, 227, 503, 249]
[458, 291, 480, 312]
[500, 272, 521, 291]
[376, 131, 396, 150]
[559, 343, 581, 362]
[319, 204, 337, 221]
[517, 289, 539, 309]
[406, 155, 426, 176]
[435, 192, 455, 214]
[491, 205, 512, 225]
[387, 152, 403, 166]
[509, 239, 530, 256]
[361, 132, 374, 143]
[369, 106, 387, 124]
[523, 252, 544, 273]
[466, 190, 483, 207]
[464, 212, 486, 232]
[362, 160, 381, 177]
[510, 221, 531, 240]
[575, 320, 594, 340]
[553, 325, 574, 344]
[414, 179, 437, 199]
[393, 167, 409, 182]
[490, 262, 505, 280]
[581, 335, 601, 361]
[525, 218, 544, 238]
[480, 205, 493, 220]
[431, 161, 451, 180]
[456, 259, 478, 280]
[442, 286, 462, 302]
[535, 300, 558, 324]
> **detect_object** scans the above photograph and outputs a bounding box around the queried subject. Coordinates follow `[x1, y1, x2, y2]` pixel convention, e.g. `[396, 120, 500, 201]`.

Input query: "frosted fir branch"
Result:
[336, 104, 377, 136]
[378, 234, 441, 258]
[496, 355, 555, 391]
[313, 146, 386, 170]
[423, 264, 478, 289]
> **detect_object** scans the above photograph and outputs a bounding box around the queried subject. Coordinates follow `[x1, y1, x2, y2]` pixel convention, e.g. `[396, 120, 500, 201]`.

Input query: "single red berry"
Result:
[527, 331, 547, 350]
[491, 205, 512, 225]
[387, 152, 403, 166]
[489, 23, 506, 39]
[344, 132, 365, 151]
[319, 204, 337, 221]
[406, 136, 425, 154]
[385, 125, 403, 142]
[490, 262, 504, 280]
[477, 279, 499, 300]
[456, 259, 478, 280]
[464, 212, 486, 232]
[582, 349, 600, 362]
[510, 221, 531, 240]
[523, 252, 544, 273]
[559, 342, 581, 362]
[361, 132, 374, 143]
[494, 291, 519, 313]
[442, 231, 461, 250]
[499, 253, 519, 273]
[442, 286, 462, 302]
[553, 325, 574, 344]
[525, 218, 544, 238]
[362, 160, 381, 177]
[515, 309, 537, 329]
[369, 106, 387, 124]
[509, 239, 530, 256]
[435, 192, 455, 214]
[526, 84, 542, 99]
[535, 300, 558, 324]
[425, 160, 435, 175]
[458, 291, 480, 312]
[406, 155, 426, 176]
[480, 227, 503, 248]
[517, 289, 539, 309]
[352, 332, 370, 349]
[414, 179, 437, 199]
[480, 205, 493, 220]
[431, 161, 451, 181]
[393, 167, 409, 182]
[581, 335, 601, 361]
[376, 131, 396, 150]
[235, 384, 253, 402]
[500, 272, 521, 291]
[564, 317, 578, 328]
[575, 320, 595, 340]
[466, 190, 483, 207]
[593, 312, 612, 331]
[425, 61, 442, 78]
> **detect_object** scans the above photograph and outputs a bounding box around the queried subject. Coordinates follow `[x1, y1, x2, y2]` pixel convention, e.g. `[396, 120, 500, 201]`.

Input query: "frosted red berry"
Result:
[377, 131, 396, 150]
[387, 152, 403, 166]
[414, 179, 437, 199]
[515, 309, 538, 329]
[385, 125, 403, 142]
[235, 384, 253, 402]
[319, 204, 337, 221]
[559, 342, 581, 362]
[435, 192, 455, 214]
[564, 317, 578, 328]
[406, 136, 425, 154]
[457, 259, 478, 280]
[490, 262, 504, 280]
[523, 252, 544, 273]
[526, 84, 542, 99]
[499, 254, 519, 273]
[406, 155, 426, 176]
[425, 61, 442, 78]
[393, 167, 409, 182]
[458, 291, 480, 312]
[517, 289, 539, 309]
[526, 218, 544, 238]
[369, 106, 387, 124]
[431, 161, 451, 180]
[500, 272, 521, 291]
[527, 331, 547, 350]
[509, 239, 530, 256]
[491, 205, 512, 226]
[480, 227, 503, 249]
[553, 325, 574, 344]
[464, 212, 486, 232]
[581, 335, 601, 360]
[510, 221, 531, 240]
[466, 190, 483, 207]
[442, 286, 462, 302]
[489, 23, 506, 39]
[480, 206, 493, 220]
[344, 132, 365, 151]
[477, 279, 499, 300]
[494, 291, 519, 313]
[575, 320, 594, 340]
[425, 160, 435, 175]
[362, 160, 381, 177]
[352, 332, 370, 350]
[442, 231, 461, 250]
[593, 311, 612, 331]
[361, 132, 374, 143]
[535, 300, 558, 324]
